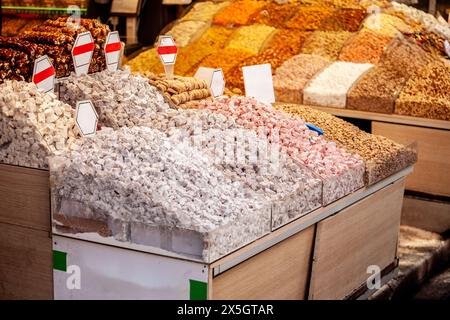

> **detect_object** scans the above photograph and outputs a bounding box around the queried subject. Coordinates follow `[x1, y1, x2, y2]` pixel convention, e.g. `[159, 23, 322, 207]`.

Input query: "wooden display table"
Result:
[310, 106, 450, 234]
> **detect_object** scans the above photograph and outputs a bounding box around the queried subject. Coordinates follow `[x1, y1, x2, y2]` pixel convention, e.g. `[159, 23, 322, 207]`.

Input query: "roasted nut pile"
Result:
[380, 37, 435, 79]
[0, 80, 79, 169]
[193, 96, 365, 205]
[303, 61, 373, 108]
[319, 8, 366, 32]
[249, 2, 299, 27]
[405, 32, 449, 60]
[50, 126, 271, 262]
[339, 29, 393, 64]
[395, 60, 450, 120]
[347, 65, 408, 114]
[363, 13, 411, 37]
[273, 54, 330, 104]
[59, 69, 170, 128]
[346, 37, 434, 114]
[213, 0, 266, 27]
[285, 5, 334, 30]
[180, 1, 231, 22]
[166, 20, 209, 47]
[277, 104, 417, 185]
[390, 2, 450, 40]
[144, 72, 211, 109]
[226, 24, 276, 55]
[300, 31, 354, 60]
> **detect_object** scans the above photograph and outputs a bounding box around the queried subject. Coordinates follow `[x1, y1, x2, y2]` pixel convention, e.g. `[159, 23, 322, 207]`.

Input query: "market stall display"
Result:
[0, 17, 110, 82]
[395, 59, 450, 121]
[58, 69, 170, 128]
[125, 0, 449, 122]
[50, 126, 271, 262]
[192, 96, 365, 205]
[144, 72, 212, 109]
[277, 104, 417, 184]
[303, 61, 373, 108]
[273, 54, 331, 104]
[300, 31, 354, 60]
[347, 37, 435, 114]
[338, 29, 393, 63]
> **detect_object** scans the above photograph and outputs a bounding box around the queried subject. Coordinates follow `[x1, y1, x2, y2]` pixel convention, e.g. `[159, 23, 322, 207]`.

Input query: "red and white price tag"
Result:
[157, 35, 178, 65]
[104, 31, 121, 72]
[32, 55, 55, 93]
[72, 31, 95, 76]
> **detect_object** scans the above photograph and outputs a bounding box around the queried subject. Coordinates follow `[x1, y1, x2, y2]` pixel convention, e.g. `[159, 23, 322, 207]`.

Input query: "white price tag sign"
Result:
[242, 64, 275, 105]
[194, 67, 225, 98]
[32, 55, 55, 93]
[72, 31, 95, 76]
[444, 40, 450, 58]
[76, 100, 99, 137]
[104, 31, 122, 72]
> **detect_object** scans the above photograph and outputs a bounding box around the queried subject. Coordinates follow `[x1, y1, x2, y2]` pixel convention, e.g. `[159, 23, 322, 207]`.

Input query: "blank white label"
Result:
[242, 64, 275, 105]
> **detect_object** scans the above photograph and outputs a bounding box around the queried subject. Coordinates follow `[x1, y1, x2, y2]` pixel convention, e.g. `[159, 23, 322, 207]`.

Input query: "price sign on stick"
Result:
[242, 64, 275, 105]
[104, 31, 121, 72]
[76, 100, 98, 137]
[194, 67, 225, 98]
[32, 55, 55, 93]
[72, 31, 95, 76]
[157, 35, 178, 79]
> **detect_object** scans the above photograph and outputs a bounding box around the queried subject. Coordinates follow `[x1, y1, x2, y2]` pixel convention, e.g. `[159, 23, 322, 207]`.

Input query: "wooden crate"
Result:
[0, 222, 53, 299]
[0, 164, 50, 230]
[0, 164, 53, 299]
[401, 196, 450, 234]
[309, 178, 405, 300]
[372, 122, 450, 197]
[210, 226, 315, 300]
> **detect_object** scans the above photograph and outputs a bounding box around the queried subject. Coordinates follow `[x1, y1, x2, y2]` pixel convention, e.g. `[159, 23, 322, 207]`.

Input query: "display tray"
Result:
[52, 166, 412, 265]
[51, 174, 408, 300]
[294, 104, 450, 198]
[0, 161, 411, 299]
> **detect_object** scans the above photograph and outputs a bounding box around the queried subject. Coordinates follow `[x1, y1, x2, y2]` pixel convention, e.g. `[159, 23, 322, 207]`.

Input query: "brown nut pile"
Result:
[395, 60, 450, 121]
[144, 72, 212, 109]
[319, 8, 367, 32]
[277, 104, 417, 185]
[347, 37, 435, 114]
[301, 31, 354, 60]
[249, 2, 299, 27]
[347, 65, 408, 114]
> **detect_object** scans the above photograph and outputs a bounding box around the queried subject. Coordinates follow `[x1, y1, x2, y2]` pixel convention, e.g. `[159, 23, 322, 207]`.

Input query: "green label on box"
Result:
[53, 250, 67, 272]
[189, 279, 207, 300]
